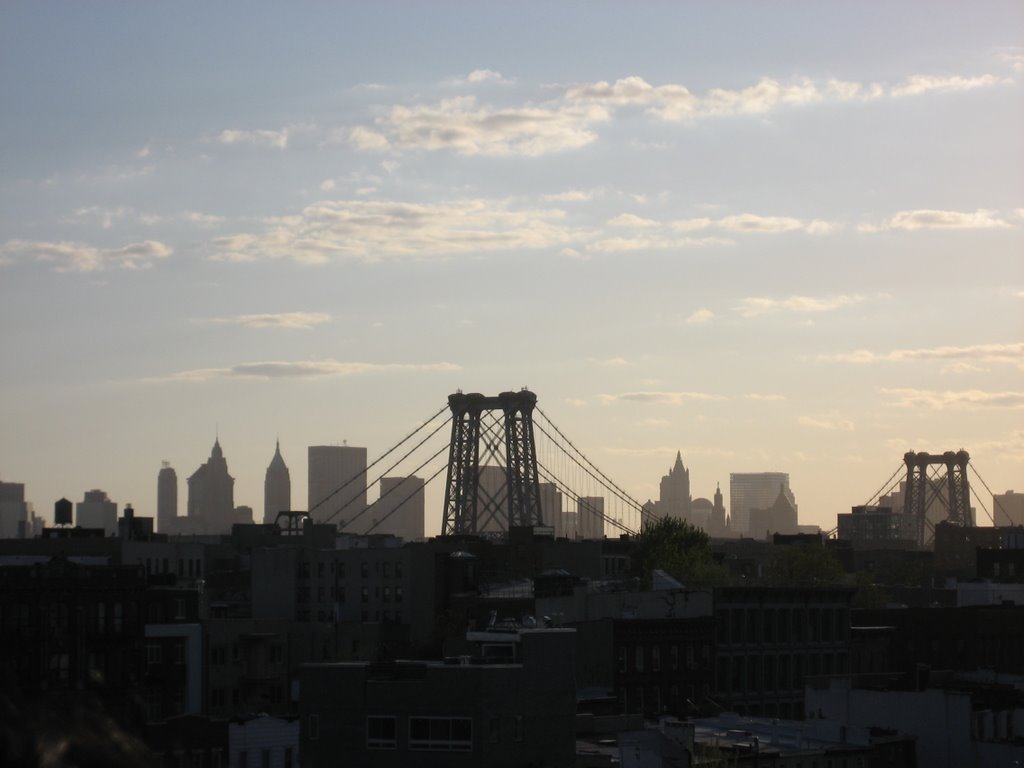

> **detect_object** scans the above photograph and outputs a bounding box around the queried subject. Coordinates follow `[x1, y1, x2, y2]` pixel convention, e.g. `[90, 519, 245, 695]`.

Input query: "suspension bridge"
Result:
[305, 389, 654, 539]
[301, 388, 1012, 544]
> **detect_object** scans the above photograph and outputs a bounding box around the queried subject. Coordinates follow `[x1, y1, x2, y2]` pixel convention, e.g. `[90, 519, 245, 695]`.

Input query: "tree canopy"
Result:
[630, 516, 729, 587]
[763, 543, 845, 587]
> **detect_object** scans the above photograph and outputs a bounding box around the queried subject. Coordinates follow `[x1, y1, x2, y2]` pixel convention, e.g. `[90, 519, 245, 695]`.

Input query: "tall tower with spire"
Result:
[658, 451, 692, 521]
[187, 437, 235, 534]
[264, 440, 291, 523]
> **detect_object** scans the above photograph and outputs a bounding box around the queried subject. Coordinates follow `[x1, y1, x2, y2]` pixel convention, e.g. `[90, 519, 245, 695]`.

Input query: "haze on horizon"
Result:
[1, 2, 1021, 535]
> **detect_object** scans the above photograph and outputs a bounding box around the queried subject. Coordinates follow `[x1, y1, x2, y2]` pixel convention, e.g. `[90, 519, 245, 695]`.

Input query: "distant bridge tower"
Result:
[441, 390, 544, 535]
[902, 450, 973, 542]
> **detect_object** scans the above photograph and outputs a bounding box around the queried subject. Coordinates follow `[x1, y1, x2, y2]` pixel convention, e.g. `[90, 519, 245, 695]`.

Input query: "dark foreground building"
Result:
[300, 626, 576, 767]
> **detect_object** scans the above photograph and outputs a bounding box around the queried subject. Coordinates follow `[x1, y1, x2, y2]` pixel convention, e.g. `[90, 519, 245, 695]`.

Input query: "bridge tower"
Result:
[902, 449, 973, 543]
[441, 390, 544, 535]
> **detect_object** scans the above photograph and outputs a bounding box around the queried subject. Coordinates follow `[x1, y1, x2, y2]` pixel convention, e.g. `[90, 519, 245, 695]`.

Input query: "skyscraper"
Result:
[729, 473, 796, 534]
[308, 445, 367, 525]
[76, 489, 117, 536]
[364, 476, 425, 540]
[0, 479, 35, 539]
[659, 451, 692, 520]
[187, 438, 235, 534]
[157, 461, 177, 533]
[576, 495, 605, 540]
[264, 440, 291, 524]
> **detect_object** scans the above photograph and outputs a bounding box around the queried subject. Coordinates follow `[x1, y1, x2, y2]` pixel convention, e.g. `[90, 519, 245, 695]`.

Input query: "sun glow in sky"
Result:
[1, 3, 1022, 534]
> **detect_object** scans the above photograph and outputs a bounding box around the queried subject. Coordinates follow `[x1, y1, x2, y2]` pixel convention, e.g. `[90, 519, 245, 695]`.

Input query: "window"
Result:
[395, 561, 403, 578]
[367, 716, 397, 749]
[361, 587, 369, 604]
[513, 715, 524, 742]
[383, 562, 390, 577]
[147, 644, 162, 665]
[175, 642, 185, 664]
[395, 587, 403, 603]
[651, 646, 661, 672]
[670, 645, 679, 671]
[408, 717, 472, 751]
[113, 602, 123, 632]
[237, 751, 246, 768]
[175, 599, 185, 619]
[488, 717, 500, 743]
[308, 714, 319, 740]
[635, 646, 644, 672]
[261, 749, 270, 768]
[283, 749, 292, 768]
[383, 586, 391, 603]
[360, 561, 369, 578]
[617, 647, 626, 673]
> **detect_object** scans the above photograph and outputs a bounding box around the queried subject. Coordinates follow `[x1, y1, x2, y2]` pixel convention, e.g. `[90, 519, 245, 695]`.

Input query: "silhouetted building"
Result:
[837, 505, 919, 548]
[730, 473, 796, 534]
[187, 439, 236, 535]
[994, 490, 1024, 527]
[157, 462, 178, 534]
[748, 483, 799, 537]
[365, 476, 424, 540]
[659, 451, 692, 520]
[709, 482, 727, 535]
[713, 586, 853, 719]
[300, 627, 577, 767]
[76, 488, 118, 536]
[576, 496, 605, 540]
[54, 497, 73, 526]
[0, 479, 35, 539]
[264, 441, 291, 524]
[308, 445, 366, 526]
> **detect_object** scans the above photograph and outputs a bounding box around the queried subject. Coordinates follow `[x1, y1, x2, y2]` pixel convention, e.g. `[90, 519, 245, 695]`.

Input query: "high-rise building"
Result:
[187, 438, 235, 534]
[308, 445, 367, 525]
[576, 495, 605, 540]
[76, 489, 117, 536]
[658, 451, 692, 520]
[748, 483, 800, 537]
[994, 490, 1024, 527]
[539, 481, 564, 537]
[474, 465, 509, 533]
[263, 440, 291, 524]
[363, 476, 425, 540]
[0, 479, 35, 539]
[729, 473, 797, 534]
[157, 462, 177, 533]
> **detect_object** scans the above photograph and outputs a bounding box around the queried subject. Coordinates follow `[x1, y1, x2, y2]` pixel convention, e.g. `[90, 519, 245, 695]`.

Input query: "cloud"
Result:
[217, 128, 290, 149]
[587, 235, 732, 253]
[889, 74, 1003, 97]
[164, 359, 460, 382]
[598, 391, 725, 405]
[638, 418, 670, 427]
[799, 415, 855, 431]
[320, 179, 336, 192]
[864, 208, 1011, 232]
[597, 357, 631, 367]
[564, 398, 588, 407]
[881, 388, 1024, 410]
[2, 238, 171, 272]
[349, 96, 609, 156]
[603, 444, 735, 458]
[735, 294, 868, 318]
[716, 214, 832, 234]
[685, 308, 714, 325]
[564, 71, 1005, 124]
[542, 189, 596, 202]
[71, 205, 132, 229]
[208, 198, 578, 264]
[744, 394, 786, 402]
[999, 49, 1024, 73]
[183, 211, 225, 227]
[444, 69, 508, 86]
[821, 342, 1023, 365]
[207, 312, 332, 330]
[608, 213, 659, 228]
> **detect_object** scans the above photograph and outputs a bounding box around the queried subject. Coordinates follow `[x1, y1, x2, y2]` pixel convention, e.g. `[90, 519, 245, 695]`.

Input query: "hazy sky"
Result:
[1, 3, 1022, 534]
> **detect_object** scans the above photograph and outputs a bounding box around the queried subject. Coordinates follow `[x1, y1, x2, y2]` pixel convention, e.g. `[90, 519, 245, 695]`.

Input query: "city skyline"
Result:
[1, 3, 1022, 534]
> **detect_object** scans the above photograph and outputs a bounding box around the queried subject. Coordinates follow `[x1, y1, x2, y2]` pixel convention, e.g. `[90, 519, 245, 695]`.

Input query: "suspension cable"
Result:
[323, 415, 452, 526]
[364, 461, 450, 535]
[862, 463, 905, 508]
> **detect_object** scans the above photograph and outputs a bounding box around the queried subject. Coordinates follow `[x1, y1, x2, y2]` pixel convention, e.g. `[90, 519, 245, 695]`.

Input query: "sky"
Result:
[1, 2, 1022, 535]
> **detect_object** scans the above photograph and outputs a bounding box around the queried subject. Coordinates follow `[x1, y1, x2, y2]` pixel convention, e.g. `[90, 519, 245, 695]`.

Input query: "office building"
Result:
[0, 479, 35, 539]
[577, 496, 605, 540]
[187, 439, 236, 534]
[365, 476, 425, 541]
[994, 490, 1024, 527]
[157, 462, 177, 534]
[729, 473, 796, 534]
[264, 441, 291, 524]
[308, 445, 367, 526]
[76, 489, 118, 536]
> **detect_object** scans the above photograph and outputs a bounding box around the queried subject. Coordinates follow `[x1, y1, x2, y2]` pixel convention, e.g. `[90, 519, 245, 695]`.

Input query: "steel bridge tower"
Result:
[902, 449, 973, 543]
[441, 390, 544, 535]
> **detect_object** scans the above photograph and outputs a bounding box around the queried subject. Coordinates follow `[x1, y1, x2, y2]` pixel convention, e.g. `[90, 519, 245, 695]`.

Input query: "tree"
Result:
[763, 544, 845, 587]
[630, 516, 730, 587]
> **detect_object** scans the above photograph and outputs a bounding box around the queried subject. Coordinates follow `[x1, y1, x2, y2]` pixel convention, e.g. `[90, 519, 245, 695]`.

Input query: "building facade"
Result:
[76, 488, 118, 536]
[264, 441, 291, 524]
[187, 439, 236, 535]
[157, 462, 177, 534]
[308, 445, 367, 526]
[729, 473, 796, 535]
